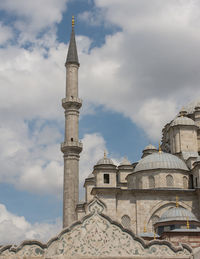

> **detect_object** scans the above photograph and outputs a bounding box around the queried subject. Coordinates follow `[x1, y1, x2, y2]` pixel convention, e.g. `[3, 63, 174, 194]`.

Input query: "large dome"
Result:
[158, 207, 198, 223]
[134, 152, 188, 172]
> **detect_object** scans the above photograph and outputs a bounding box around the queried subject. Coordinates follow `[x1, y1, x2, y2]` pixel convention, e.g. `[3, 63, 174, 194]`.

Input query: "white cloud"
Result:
[0, 22, 13, 45]
[0, 0, 200, 198]
[0, 203, 62, 245]
[0, 119, 63, 196]
[0, 0, 68, 43]
[77, 0, 200, 140]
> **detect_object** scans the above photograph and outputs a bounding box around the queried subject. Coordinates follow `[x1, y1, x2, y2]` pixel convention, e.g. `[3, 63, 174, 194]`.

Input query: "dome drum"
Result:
[127, 170, 189, 189]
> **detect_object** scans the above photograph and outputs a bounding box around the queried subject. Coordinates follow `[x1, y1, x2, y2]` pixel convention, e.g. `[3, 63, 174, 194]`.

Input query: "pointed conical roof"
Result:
[66, 24, 79, 66]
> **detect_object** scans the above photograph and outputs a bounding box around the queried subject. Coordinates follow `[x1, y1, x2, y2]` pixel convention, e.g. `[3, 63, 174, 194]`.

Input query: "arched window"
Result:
[138, 177, 142, 189]
[183, 176, 188, 189]
[149, 176, 155, 188]
[121, 215, 131, 229]
[166, 174, 174, 187]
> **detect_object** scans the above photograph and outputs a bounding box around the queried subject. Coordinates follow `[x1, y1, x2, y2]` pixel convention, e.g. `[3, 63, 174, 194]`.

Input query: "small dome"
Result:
[96, 152, 114, 165]
[184, 99, 200, 114]
[134, 152, 188, 172]
[120, 157, 131, 166]
[171, 116, 195, 127]
[158, 207, 199, 223]
[143, 144, 157, 151]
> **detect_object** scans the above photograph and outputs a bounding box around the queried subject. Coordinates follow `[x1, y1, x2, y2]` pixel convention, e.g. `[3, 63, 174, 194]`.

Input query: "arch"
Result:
[183, 176, 188, 189]
[166, 174, 174, 187]
[121, 215, 131, 229]
[146, 200, 193, 227]
[149, 175, 155, 188]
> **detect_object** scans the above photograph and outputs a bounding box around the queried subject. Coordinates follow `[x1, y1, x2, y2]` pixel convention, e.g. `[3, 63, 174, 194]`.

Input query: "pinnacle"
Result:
[66, 27, 79, 66]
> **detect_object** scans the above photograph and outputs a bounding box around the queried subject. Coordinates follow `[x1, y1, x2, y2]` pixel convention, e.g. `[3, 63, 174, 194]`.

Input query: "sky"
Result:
[0, 0, 200, 245]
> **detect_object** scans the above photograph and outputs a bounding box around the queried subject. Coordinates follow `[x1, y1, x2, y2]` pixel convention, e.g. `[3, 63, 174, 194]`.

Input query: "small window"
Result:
[104, 174, 110, 184]
[138, 177, 142, 189]
[183, 176, 188, 189]
[166, 174, 174, 187]
[71, 138, 73, 142]
[121, 215, 131, 229]
[149, 176, 155, 188]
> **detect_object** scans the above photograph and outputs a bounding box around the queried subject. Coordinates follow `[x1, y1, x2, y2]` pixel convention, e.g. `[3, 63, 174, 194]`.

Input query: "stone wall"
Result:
[0, 199, 193, 259]
[94, 188, 198, 234]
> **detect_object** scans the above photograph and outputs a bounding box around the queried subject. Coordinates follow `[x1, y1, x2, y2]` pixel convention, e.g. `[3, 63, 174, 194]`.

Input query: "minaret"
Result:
[61, 16, 82, 228]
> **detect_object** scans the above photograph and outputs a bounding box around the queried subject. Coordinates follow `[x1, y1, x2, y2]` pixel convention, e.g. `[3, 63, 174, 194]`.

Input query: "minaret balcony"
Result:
[62, 97, 82, 109]
[61, 140, 83, 154]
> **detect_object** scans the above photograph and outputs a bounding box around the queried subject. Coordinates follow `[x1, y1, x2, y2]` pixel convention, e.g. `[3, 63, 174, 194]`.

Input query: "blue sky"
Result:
[0, 0, 200, 244]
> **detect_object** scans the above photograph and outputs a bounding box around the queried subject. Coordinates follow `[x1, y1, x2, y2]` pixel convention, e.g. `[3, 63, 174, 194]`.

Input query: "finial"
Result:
[186, 216, 190, 229]
[176, 196, 179, 208]
[144, 222, 147, 233]
[158, 142, 162, 153]
[179, 106, 187, 117]
[104, 150, 107, 158]
[154, 230, 156, 240]
[72, 16, 75, 28]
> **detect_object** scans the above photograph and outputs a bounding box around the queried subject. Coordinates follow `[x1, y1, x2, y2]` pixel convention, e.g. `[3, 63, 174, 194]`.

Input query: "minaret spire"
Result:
[66, 16, 79, 66]
[61, 17, 82, 228]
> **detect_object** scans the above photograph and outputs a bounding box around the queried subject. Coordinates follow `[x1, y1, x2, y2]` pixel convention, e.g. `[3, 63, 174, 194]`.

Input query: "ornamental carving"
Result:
[0, 198, 192, 258]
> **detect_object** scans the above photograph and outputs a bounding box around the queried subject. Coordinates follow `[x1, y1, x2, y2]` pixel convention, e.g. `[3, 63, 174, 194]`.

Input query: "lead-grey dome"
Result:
[158, 207, 198, 223]
[134, 152, 188, 172]
[171, 116, 195, 127]
[96, 154, 114, 165]
[120, 157, 131, 166]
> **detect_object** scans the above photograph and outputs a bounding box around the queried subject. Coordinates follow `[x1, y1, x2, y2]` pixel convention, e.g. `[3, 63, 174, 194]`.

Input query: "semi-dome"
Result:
[134, 152, 188, 172]
[171, 116, 195, 127]
[158, 207, 198, 223]
[96, 152, 114, 165]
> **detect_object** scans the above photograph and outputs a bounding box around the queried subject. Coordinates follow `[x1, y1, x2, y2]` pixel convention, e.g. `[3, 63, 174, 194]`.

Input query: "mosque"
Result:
[1, 19, 200, 258]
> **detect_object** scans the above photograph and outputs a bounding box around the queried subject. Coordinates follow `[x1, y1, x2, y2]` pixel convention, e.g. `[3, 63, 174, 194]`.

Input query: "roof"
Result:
[134, 152, 188, 172]
[171, 116, 195, 127]
[182, 151, 198, 160]
[184, 100, 200, 114]
[96, 154, 114, 166]
[143, 144, 157, 151]
[139, 232, 159, 238]
[158, 207, 199, 223]
[87, 173, 94, 178]
[66, 27, 79, 65]
[120, 157, 131, 166]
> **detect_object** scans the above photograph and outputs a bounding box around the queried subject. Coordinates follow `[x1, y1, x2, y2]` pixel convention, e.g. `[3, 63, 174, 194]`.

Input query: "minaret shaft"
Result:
[61, 23, 82, 228]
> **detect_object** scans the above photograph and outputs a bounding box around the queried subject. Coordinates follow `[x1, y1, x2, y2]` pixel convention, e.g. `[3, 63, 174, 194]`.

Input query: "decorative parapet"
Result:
[61, 141, 83, 154]
[62, 97, 82, 109]
[0, 198, 193, 258]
